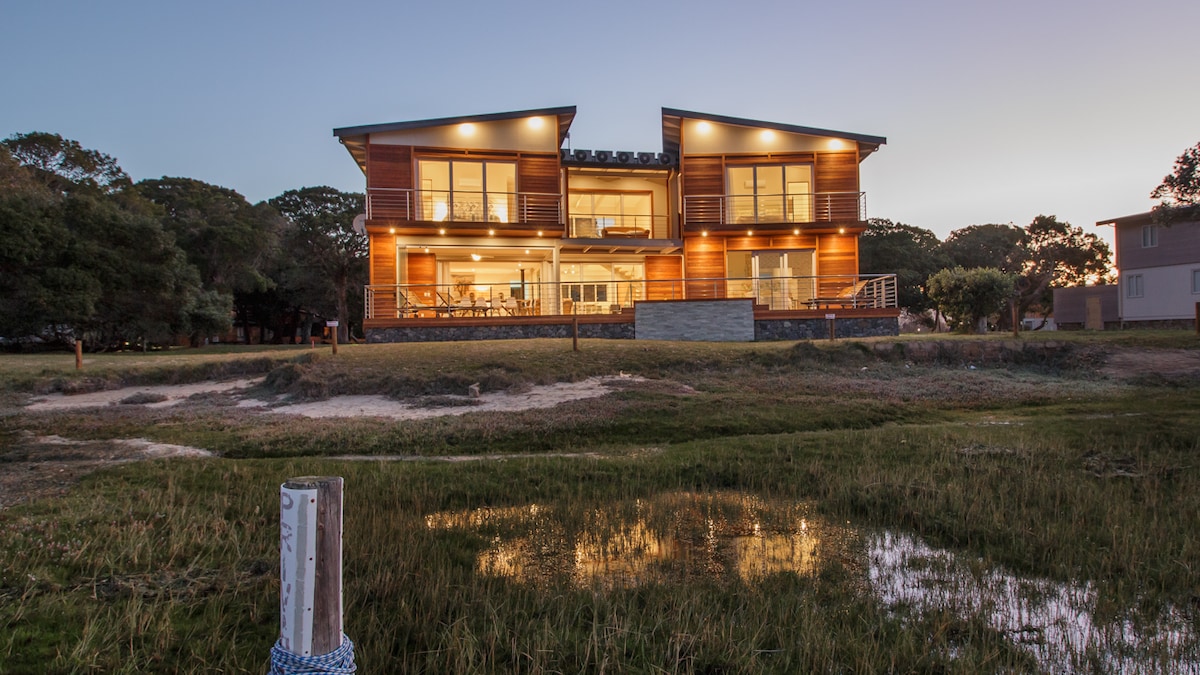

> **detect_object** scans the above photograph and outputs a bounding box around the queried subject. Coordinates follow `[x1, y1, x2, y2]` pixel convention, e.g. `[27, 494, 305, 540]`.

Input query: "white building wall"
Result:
[1120, 262, 1200, 321]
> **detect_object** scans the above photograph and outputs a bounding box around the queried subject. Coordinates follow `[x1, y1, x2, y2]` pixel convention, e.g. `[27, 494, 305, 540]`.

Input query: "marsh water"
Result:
[426, 491, 1199, 673]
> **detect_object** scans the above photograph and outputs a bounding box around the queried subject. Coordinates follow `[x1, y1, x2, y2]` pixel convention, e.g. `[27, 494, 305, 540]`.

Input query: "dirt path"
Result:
[1100, 347, 1200, 380]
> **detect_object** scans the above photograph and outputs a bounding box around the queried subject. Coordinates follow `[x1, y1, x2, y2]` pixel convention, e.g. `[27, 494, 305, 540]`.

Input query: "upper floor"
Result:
[1098, 211, 1200, 271]
[333, 106, 886, 241]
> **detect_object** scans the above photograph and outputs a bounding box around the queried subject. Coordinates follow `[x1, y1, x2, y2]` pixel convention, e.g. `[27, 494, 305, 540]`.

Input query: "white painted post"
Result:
[278, 476, 344, 659]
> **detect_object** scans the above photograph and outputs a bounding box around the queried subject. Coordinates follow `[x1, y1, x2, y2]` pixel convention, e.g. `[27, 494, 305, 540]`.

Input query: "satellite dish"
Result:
[352, 213, 367, 235]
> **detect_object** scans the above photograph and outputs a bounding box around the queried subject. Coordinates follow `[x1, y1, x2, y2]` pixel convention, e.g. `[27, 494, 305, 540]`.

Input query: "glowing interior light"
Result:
[488, 229, 495, 236]
[459, 123, 476, 136]
[527, 116, 544, 129]
[760, 130, 775, 142]
[838, 227, 846, 234]
[433, 201, 448, 222]
[695, 121, 712, 134]
[537, 230, 543, 237]
[471, 253, 482, 261]
[793, 228, 800, 235]
[701, 230, 708, 237]
[492, 204, 508, 223]
[747, 230, 754, 236]
[388, 227, 395, 234]
[438, 228, 446, 235]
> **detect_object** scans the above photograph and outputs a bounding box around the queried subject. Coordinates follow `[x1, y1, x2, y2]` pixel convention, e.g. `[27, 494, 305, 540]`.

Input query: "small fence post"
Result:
[75, 340, 83, 371]
[272, 476, 355, 673]
[572, 304, 579, 352]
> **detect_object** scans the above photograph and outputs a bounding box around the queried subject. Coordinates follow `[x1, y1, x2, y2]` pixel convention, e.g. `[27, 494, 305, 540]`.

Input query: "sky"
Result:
[3, 0, 1197, 250]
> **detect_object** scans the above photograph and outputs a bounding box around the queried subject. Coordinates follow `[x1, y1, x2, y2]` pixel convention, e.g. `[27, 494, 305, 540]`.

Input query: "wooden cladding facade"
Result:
[366, 144, 412, 190]
[645, 255, 684, 301]
[517, 154, 561, 195]
[681, 156, 724, 197]
[684, 236, 727, 299]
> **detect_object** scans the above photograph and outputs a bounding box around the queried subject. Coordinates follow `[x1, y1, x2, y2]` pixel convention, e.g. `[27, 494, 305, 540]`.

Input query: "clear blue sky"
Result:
[3, 0, 1197, 249]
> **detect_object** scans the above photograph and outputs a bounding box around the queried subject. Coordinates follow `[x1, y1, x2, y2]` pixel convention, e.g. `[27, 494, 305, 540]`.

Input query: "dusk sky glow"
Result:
[4, 0, 1197, 249]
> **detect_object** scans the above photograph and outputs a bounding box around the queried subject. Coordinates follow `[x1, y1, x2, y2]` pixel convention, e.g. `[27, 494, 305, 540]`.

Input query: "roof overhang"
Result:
[1096, 211, 1154, 228]
[333, 106, 577, 173]
[661, 107, 886, 161]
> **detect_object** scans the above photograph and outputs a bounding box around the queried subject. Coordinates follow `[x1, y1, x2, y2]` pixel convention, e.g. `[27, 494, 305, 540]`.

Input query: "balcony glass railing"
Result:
[364, 274, 896, 320]
[567, 214, 671, 239]
[366, 188, 561, 224]
[683, 192, 865, 227]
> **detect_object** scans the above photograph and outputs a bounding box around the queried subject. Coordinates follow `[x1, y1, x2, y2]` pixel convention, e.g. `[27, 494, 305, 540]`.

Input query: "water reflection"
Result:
[426, 492, 1199, 672]
[426, 492, 854, 587]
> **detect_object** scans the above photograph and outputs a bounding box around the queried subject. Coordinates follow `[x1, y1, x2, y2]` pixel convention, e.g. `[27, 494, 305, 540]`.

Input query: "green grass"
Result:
[1, 334, 1199, 673]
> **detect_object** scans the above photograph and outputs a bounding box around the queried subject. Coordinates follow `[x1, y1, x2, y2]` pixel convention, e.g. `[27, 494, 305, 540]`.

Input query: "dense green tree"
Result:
[859, 219, 949, 313]
[1, 136, 200, 348]
[269, 187, 367, 341]
[941, 223, 1025, 273]
[927, 267, 1015, 333]
[1151, 141, 1200, 223]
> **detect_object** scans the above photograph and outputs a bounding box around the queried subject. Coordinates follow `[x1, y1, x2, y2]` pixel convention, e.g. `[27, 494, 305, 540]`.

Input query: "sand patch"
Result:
[25, 379, 262, 411]
[266, 375, 645, 420]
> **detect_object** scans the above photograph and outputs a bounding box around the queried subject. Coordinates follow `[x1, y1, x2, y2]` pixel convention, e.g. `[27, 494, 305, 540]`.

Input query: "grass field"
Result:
[1, 333, 1198, 673]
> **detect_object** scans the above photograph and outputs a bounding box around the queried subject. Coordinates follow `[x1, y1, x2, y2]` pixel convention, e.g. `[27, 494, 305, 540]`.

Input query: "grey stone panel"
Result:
[755, 317, 899, 341]
[635, 300, 756, 342]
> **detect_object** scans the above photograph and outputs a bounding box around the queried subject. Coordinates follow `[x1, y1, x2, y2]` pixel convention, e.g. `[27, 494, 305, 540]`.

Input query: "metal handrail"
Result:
[364, 273, 896, 319]
[366, 188, 562, 223]
[683, 191, 865, 225]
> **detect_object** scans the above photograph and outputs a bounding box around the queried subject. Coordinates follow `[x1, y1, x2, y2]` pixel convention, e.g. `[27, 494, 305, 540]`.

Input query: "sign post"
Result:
[272, 476, 355, 673]
[326, 320, 339, 355]
[825, 313, 836, 341]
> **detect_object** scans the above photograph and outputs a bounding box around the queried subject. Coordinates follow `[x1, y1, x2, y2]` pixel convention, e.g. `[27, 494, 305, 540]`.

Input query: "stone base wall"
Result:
[635, 300, 756, 342]
[368, 315, 899, 343]
[367, 321, 634, 343]
[755, 317, 899, 341]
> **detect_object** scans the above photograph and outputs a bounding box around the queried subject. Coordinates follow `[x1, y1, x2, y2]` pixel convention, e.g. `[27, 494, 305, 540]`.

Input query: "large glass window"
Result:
[560, 262, 645, 313]
[569, 192, 653, 238]
[726, 165, 813, 224]
[418, 159, 516, 223]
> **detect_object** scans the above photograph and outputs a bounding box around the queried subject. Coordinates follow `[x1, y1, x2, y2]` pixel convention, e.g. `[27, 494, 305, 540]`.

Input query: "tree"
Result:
[859, 219, 949, 313]
[927, 267, 1015, 333]
[269, 187, 367, 342]
[1151, 141, 1200, 223]
[941, 223, 1025, 274]
[1, 136, 200, 349]
[137, 177, 284, 344]
[1015, 215, 1112, 326]
[2, 132, 130, 195]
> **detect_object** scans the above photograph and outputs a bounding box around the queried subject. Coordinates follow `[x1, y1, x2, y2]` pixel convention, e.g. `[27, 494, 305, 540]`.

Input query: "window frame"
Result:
[1126, 273, 1144, 298]
[1141, 224, 1158, 248]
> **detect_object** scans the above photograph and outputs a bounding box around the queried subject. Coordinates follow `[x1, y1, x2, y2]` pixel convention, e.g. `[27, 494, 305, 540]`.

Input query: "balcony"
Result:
[366, 188, 562, 226]
[364, 273, 895, 321]
[567, 214, 672, 240]
[683, 192, 865, 229]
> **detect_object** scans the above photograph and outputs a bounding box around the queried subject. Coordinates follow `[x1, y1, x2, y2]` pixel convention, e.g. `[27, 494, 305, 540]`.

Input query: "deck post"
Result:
[276, 476, 349, 667]
[75, 340, 82, 371]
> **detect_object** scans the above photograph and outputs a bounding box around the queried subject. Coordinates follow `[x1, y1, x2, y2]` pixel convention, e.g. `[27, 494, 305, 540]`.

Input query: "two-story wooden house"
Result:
[333, 106, 896, 341]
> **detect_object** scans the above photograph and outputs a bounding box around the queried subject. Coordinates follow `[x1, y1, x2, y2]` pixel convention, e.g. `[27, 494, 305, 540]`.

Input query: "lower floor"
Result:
[367, 232, 890, 320]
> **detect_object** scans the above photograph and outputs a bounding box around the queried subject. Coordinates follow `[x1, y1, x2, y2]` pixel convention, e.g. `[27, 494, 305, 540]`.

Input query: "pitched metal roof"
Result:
[660, 107, 886, 161]
[333, 106, 577, 173]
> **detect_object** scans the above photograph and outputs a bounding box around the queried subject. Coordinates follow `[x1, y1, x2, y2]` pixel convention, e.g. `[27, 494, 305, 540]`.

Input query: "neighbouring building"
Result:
[1097, 211, 1200, 329]
[333, 106, 898, 342]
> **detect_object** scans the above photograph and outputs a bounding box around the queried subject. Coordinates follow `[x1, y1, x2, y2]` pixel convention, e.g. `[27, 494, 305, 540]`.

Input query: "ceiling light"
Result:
[793, 228, 800, 235]
[388, 227, 395, 234]
[459, 123, 475, 136]
[760, 130, 775, 142]
[695, 121, 712, 134]
[527, 116, 544, 129]
[838, 227, 846, 234]
[471, 254, 482, 261]
[488, 229, 495, 236]
[701, 230, 708, 237]
[439, 228, 446, 235]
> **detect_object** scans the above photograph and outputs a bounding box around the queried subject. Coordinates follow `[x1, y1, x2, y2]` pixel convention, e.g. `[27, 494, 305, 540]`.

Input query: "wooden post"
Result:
[326, 320, 339, 356]
[1011, 300, 1020, 339]
[825, 313, 836, 341]
[75, 340, 83, 371]
[279, 476, 344, 658]
[572, 305, 579, 352]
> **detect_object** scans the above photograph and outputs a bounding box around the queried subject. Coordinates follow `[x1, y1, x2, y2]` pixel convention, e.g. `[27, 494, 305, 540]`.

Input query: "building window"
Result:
[726, 165, 814, 224]
[569, 191, 653, 238]
[1126, 274, 1144, 298]
[1142, 224, 1158, 248]
[417, 159, 516, 223]
[1193, 269, 1200, 294]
